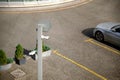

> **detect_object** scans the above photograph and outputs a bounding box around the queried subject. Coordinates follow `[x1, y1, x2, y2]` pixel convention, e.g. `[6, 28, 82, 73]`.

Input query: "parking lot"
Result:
[0, 0, 120, 80]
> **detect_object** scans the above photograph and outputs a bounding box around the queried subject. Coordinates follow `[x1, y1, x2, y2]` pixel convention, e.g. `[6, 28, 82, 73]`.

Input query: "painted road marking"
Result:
[53, 50, 107, 80]
[85, 38, 120, 55]
[0, 0, 92, 14]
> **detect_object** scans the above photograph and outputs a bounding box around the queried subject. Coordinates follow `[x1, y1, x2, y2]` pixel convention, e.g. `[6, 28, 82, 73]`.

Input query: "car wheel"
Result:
[95, 31, 104, 42]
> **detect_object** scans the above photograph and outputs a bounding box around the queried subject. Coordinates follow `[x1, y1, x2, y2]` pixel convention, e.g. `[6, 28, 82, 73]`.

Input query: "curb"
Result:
[0, 0, 74, 8]
[0, 0, 92, 12]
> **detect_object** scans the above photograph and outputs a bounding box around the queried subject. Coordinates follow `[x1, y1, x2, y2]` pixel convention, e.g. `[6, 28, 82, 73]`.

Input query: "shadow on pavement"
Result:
[82, 28, 94, 38]
[102, 41, 120, 51]
[82, 28, 120, 51]
[24, 49, 31, 56]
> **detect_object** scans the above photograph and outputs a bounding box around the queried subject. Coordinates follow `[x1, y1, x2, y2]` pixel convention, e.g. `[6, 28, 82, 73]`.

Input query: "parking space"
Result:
[52, 50, 107, 80]
[83, 38, 120, 80]
[85, 38, 120, 56]
[43, 51, 103, 80]
[49, 38, 120, 80]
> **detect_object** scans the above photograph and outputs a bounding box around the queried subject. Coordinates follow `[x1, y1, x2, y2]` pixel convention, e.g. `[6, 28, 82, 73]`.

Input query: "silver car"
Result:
[93, 22, 120, 47]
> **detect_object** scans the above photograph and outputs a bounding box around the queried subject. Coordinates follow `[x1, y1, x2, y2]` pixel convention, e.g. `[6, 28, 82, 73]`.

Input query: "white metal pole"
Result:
[37, 26, 42, 80]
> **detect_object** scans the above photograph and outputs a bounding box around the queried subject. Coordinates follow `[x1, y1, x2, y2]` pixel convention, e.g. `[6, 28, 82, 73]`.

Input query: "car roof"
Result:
[97, 22, 120, 30]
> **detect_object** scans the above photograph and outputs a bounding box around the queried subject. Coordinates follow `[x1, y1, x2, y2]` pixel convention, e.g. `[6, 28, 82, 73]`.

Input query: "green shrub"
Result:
[0, 49, 7, 65]
[34, 44, 50, 52]
[7, 58, 13, 64]
[42, 44, 50, 52]
[15, 44, 24, 59]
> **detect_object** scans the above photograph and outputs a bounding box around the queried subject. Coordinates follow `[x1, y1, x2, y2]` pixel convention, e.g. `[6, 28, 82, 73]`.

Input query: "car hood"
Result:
[96, 22, 120, 30]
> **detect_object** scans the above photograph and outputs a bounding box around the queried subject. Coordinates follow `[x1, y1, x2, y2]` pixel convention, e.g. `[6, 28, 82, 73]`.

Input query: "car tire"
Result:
[95, 31, 104, 42]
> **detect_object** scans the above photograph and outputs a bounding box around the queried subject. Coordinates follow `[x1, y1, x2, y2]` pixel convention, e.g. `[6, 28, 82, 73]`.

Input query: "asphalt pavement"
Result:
[0, 0, 120, 80]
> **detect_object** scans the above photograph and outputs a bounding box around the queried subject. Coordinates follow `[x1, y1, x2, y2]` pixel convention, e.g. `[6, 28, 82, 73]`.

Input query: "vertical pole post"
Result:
[37, 26, 42, 80]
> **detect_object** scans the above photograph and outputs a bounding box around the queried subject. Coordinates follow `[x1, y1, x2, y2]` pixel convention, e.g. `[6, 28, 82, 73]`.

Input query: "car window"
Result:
[115, 28, 120, 33]
[111, 25, 120, 33]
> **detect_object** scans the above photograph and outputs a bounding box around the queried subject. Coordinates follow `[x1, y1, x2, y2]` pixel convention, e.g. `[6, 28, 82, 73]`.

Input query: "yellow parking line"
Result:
[53, 50, 107, 80]
[85, 38, 120, 55]
[0, 0, 92, 14]
[85, 38, 93, 42]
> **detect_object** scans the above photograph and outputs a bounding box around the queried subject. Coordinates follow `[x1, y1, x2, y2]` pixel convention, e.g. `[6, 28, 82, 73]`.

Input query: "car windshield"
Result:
[111, 25, 120, 29]
[111, 25, 120, 33]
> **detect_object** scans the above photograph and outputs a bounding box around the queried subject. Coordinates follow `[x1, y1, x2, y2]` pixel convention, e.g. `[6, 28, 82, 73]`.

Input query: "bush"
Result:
[15, 44, 24, 59]
[0, 49, 7, 65]
[42, 44, 50, 52]
[7, 58, 13, 64]
[34, 44, 50, 52]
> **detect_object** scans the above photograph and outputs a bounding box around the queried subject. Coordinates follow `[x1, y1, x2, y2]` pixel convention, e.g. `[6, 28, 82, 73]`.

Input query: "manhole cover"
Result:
[11, 68, 26, 79]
